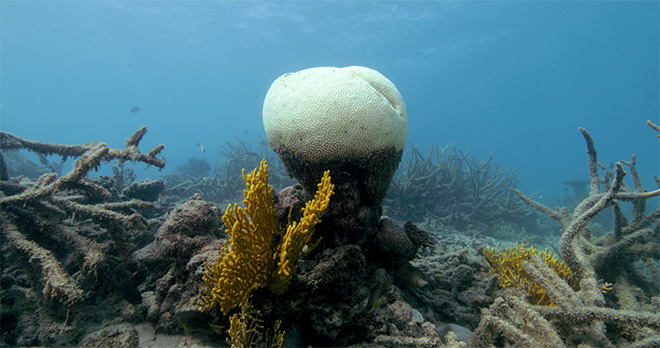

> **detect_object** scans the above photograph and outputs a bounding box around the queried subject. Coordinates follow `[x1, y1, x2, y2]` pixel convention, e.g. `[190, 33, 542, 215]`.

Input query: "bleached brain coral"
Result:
[262, 66, 408, 163]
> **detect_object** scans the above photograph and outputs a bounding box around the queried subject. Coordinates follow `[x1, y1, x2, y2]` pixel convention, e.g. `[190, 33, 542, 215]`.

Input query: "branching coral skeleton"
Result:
[473, 127, 660, 347]
[0, 126, 164, 306]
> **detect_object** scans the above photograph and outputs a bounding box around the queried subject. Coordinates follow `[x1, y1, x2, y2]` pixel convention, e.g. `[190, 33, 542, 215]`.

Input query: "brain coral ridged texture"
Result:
[263, 66, 408, 163]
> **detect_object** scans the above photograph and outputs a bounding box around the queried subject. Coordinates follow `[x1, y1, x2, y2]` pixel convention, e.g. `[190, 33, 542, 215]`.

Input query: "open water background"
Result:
[1, 1, 658, 209]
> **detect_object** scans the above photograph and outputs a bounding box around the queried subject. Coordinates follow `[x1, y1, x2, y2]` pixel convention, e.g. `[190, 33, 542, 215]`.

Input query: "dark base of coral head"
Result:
[272, 145, 403, 247]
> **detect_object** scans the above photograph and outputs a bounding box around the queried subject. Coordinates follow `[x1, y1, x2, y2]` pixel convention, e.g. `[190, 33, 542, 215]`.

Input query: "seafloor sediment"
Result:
[0, 126, 658, 348]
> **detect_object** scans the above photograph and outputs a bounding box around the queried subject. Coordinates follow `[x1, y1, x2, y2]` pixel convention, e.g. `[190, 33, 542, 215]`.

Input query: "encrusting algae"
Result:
[483, 242, 578, 306]
[196, 159, 334, 315]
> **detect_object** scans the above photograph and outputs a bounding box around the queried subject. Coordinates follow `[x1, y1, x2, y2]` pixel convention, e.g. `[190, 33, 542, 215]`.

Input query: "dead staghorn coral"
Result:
[0, 127, 164, 307]
[197, 159, 334, 315]
[385, 144, 533, 231]
[472, 127, 660, 347]
[647, 119, 660, 137]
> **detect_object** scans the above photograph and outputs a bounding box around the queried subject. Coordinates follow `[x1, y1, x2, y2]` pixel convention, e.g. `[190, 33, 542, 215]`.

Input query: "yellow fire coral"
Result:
[483, 242, 577, 306]
[197, 159, 334, 315]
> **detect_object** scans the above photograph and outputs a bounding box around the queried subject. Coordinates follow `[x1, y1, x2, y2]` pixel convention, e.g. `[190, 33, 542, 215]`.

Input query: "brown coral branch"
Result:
[0, 126, 165, 169]
[536, 306, 660, 330]
[621, 207, 660, 234]
[647, 120, 660, 137]
[590, 228, 656, 271]
[1, 128, 164, 207]
[621, 155, 643, 191]
[560, 162, 625, 281]
[53, 197, 150, 230]
[511, 189, 570, 224]
[615, 189, 660, 201]
[1, 215, 83, 306]
[472, 292, 566, 348]
[522, 255, 582, 309]
[0, 131, 97, 158]
[579, 128, 602, 196]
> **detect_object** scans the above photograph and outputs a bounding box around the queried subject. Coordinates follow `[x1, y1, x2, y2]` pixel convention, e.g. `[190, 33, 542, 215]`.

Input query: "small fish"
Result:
[365, 279, 387, 313]
[196, 143, 206, 153]
[396, 263, 429, 289]
[175, 310, 224, 336]
[130, 106, 141, 113]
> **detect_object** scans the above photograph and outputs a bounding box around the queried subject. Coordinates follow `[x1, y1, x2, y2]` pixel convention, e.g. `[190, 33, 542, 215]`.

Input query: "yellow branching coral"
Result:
[270, 170, 334, 293]
[227, 300, 285, 348]
[483, 242, 577, 306]
[227, 300, 263, 348]
[197, 159, 334, 314]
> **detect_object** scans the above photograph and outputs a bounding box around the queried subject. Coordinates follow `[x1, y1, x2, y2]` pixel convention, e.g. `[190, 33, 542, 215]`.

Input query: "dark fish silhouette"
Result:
[365, 279, 387, 313]
[396, 263, 429, 289]
[175, 310, 224, 336]
[130, 106, 141, 113]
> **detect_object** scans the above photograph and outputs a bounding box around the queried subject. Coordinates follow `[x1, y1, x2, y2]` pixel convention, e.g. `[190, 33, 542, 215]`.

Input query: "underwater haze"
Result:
[1, 0, 658, 207]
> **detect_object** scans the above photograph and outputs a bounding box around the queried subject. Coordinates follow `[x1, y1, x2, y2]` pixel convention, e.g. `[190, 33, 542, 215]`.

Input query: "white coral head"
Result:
[262, 66, 409, 163]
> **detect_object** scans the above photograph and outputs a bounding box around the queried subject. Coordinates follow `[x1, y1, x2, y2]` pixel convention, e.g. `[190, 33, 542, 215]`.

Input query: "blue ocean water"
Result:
[1, 1, 658, 208]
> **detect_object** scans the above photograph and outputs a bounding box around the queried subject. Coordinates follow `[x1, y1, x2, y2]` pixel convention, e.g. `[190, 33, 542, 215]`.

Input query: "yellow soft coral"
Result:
[483, 242, 577, 306]
[197, 159, 334, 314]
[270, 170, 334, 293]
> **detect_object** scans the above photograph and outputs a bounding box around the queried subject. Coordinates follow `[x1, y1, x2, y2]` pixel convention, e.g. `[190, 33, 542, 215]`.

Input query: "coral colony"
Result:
[1, 69, 659, 347]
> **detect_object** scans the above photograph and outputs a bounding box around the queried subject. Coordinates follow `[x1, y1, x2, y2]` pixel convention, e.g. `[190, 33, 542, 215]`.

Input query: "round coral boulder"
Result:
[263, 66, 408, 163]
